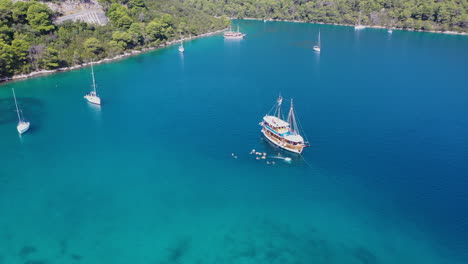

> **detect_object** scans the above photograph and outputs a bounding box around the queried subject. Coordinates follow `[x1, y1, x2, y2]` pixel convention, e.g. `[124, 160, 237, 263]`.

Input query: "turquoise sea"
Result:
[1, 20, 468, 264]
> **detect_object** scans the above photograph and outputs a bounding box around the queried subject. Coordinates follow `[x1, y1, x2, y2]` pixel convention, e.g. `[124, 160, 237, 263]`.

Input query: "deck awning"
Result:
[285, 134, 304, 143]
[263, 115, 290, 128]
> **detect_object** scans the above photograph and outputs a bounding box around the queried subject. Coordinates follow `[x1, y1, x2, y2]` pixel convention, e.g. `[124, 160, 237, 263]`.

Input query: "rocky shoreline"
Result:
[0, 28, 227, 84]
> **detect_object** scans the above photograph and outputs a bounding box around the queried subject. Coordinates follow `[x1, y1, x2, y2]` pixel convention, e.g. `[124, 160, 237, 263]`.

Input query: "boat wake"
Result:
[269, 155, 292, 163]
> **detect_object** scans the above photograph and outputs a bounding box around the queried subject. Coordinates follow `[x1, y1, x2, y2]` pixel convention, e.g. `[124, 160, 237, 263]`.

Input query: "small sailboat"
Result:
[259, 95, 308, 154]
[224, 25, 246, 39]
[354, 11, 366, 30]
[84, 62, 101, 105]
[12, 88, 30, 135]
[388, 28, 393, 34]
[178, 36, 184, 53]
[313, 30, 321, 52]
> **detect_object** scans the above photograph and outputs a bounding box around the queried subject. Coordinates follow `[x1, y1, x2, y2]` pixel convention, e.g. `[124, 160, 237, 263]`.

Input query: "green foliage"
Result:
[26, 2, 55, 33]
[186, 0, 468, 32]
[0, 39, 14, 77]
[0, 0, 13, 24]
[129, 0, 145, 9]
[41, 47, 60, 69]
[0, 0, 227, 79]
[3, 0, 465, 80]
[221, 15, 230, 28]
[84, 37, 104, 57]
[106, 40, 124, 55]
[128, 22, 144, 45]
[112, 31, 133, 49]
[108, 3, 132, 29]
[0, 21, 12, 41]
[11, 37, 30, 72]
[145, 17, 174, 41]
[12, 1, 31, 24]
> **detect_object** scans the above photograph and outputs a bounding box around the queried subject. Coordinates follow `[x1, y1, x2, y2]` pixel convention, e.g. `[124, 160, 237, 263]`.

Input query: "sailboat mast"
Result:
[12, 88, 22, 122]
[318, 30, 321, 47]
[277, 95, 282, 119]
[288, 99, 294, 132]
[288, 99, 299, 134]
[91, 62, 97, 94]
[237, 25, 240, 32]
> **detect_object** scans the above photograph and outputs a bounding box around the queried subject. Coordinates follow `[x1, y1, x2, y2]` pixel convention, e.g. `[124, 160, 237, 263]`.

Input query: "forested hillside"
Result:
[0, 0, 229, 79]
[186, 0, 468, 32]
[1, 0, 467, 80]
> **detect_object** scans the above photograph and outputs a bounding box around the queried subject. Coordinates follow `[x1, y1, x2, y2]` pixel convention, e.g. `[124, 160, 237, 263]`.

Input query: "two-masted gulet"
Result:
[84, 62, 101, 105]
[12, 88, 30, 135]
[224, 25, 246, 39]
[259, 96, 308, 154]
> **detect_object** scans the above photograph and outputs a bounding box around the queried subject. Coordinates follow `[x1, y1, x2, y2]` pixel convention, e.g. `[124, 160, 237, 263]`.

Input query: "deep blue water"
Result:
[1, 20, 468, 264]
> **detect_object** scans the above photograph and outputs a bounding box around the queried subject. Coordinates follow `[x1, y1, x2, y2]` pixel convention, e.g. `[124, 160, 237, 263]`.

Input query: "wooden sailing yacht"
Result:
[224, 25, 246, 39]
[259, 95, 308, 154]
[313, 30, 321, 52]
[84, 62, 101, 105]
[12, 88, 30, 134]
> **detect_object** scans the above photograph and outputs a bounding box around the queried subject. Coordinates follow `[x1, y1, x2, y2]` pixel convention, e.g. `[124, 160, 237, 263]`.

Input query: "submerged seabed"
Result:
[0, 155, 461, 264]
[1, 20, 468, 264]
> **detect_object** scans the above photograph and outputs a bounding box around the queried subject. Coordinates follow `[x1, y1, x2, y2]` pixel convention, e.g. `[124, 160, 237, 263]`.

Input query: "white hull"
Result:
[17, 121, 30, 134]
[84, 95, 101, 105]
[261, 127, 303, 154]
[354, 25, 366, 30]
[388, 29, 393, 34]
[313, 46, 320, 52]
[224, 34, 245, 39]
[179, 46, 184, 53]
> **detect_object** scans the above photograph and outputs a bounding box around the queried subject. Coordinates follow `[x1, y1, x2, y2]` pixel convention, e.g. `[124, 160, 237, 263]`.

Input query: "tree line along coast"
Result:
[1, 0, 467, 80]
[0, 0, 230, 79]
[194, 0, 467, 33]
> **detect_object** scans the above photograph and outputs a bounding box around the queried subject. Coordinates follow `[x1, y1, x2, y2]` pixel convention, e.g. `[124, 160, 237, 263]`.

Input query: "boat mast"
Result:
[277, 95, 282, 119]
[288, 99, 298, 133]
[318, 30, 321, 47]
[12, 88, 22, 122]
[91, 62, 97, 94]
[237, 25, 240, 33]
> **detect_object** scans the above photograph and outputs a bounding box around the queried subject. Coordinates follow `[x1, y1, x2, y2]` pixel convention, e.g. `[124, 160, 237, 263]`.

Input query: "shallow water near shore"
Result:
[1, 20, 468, 264]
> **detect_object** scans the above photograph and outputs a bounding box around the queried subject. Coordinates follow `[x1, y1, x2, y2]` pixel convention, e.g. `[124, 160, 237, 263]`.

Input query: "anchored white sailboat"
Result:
[178, 36, 184, 53]
[259, 95, 309, 154]
[355, 11, 366, 30]
[12, 88, 30, 135]
[313, 30, 321, 52]
[84, 62, 101, 105]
